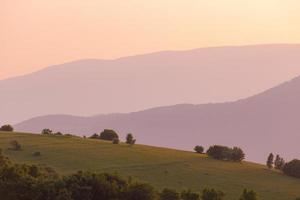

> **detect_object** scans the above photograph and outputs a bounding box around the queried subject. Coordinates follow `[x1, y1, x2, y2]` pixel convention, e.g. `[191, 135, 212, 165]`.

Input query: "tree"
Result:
[274, 155, 285, 170]
[194, 146, 204, 154]
[99, 129, 119, 141]
[42, 128, 53, 135]
[283, 159, 300, 178]
[266, 153, 274, 169]
[202, 188, 225, 200]
[206, 145, 245, 161]
[126, 133, 136, 145]
[0, 124, 14, 132]
[160, 188, 180, 200]
[181, 190, 200, 200]
[9, 140, 21, 151]
[231, 147, 245, 162]
[239, 189, 258, 200]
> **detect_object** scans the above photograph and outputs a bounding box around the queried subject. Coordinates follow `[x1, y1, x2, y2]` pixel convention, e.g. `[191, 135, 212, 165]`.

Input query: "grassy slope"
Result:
[0, 132, 299, 200]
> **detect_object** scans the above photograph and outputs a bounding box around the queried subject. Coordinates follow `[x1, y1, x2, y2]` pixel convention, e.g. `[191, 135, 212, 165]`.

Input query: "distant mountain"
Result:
[2, 44, 300, 124]
[16, 75, 300, 163]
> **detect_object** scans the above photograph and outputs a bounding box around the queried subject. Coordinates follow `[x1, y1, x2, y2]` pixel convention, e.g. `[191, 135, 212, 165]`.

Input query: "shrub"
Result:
[194, 146, 204, 154]
[42, 128, 53, 135]
[0, 124, 14, 132]
[9, 140, 21, 151]
[112, 138, 120, 144]
[160, 188, 180, 200]
[202, 188, 225, 200]
[181, 190, 200, 200]
[239, 189, 258, 200]
[283, 159, 300, 178]
[99, 129, 119, 141]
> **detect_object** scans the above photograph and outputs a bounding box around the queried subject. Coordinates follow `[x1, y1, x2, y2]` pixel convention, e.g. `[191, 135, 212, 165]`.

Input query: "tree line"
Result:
[0, 149, 262, 200]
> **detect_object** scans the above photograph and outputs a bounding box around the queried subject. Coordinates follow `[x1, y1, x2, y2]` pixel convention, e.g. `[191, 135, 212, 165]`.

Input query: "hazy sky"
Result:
[1, 0, 300, 79]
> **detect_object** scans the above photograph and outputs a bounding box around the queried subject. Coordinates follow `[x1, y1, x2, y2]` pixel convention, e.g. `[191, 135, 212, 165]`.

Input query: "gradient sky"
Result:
[1, 0, 300, 79]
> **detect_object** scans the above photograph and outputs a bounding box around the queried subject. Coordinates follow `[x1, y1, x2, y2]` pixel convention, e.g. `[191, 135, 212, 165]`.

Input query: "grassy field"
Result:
[0, 131, 299, 200]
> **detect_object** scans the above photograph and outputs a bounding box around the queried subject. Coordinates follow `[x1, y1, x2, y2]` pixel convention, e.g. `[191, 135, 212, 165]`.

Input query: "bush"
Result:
[0, 124, 14, 132]
[283, 159, 300, 178]
[206, 145, 245, 162]
[9, 140, 21, 151]
[194, 146, 204, 154]
[112, 138, 120, 144]
[181, 190, 200, 200]
[160, 188, 180, 200]
[202, 188, 225, 200]
[89, 133, 100, 139]
[55, 132, 63, 136]
[99, 129, 119, 141]
[239, 189, 258, 200]
[42, 128, 53, 135]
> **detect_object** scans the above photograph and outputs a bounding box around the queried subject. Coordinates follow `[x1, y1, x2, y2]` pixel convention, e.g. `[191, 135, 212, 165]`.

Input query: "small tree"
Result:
[126, 133, 136, 145]
[0, 124, 14, 132]
[274, 155, 285, 170]
[160, 188, 180, 200]
[239, 189, 258, 200]
[99, 129, 119, 141]
[194, 146, 204, 154]
[181, 190, 200, 200]
[9, 140, 21, 151]
[266, 153, 274, 169]
[126, 183, 156, 200]
[42, 128, 53, 135]
[202, 188, 225, 200]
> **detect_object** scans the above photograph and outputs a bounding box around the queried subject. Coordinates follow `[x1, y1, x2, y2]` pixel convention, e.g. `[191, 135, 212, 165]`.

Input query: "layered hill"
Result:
[16, 75, 300, 163]
[0, 132, 299, 200]
[2, 44, 300, 124]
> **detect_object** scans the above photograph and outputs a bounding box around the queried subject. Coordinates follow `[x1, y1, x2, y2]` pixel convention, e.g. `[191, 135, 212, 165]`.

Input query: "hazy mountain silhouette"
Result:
[15, 75, 300, 163]
[2, 44, 300, 125]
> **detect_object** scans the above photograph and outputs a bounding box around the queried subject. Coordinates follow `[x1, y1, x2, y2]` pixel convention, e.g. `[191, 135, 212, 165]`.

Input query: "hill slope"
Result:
[16, 75, 300, 163]
[2, 44, 300, 124]
[0, 132, 299, 200]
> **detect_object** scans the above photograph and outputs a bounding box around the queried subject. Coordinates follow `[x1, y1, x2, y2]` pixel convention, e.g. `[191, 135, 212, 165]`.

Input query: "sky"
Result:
[1, 0, 300, 80]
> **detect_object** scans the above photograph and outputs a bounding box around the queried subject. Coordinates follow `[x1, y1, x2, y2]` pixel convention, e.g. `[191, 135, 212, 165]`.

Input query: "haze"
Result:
[1, 0, 300, 79]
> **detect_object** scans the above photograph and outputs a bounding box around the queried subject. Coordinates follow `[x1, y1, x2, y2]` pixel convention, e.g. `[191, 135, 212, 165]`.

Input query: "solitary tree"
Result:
[194, 146, 204, 154]
[267, 153, 274, 169]
[0, 124, 14, 132]
[126, 133, 136, 145]
[41, 129, 53, 135]
[99, 129, 119, 141]
[239, 189, 258, 200]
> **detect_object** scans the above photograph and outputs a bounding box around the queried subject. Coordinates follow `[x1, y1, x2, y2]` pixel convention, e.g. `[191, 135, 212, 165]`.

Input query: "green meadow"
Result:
[0, 131, 299, 200]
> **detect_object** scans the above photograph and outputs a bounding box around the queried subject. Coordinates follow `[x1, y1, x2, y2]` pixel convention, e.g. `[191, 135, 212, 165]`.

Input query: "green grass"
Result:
[0, 131, 299, 200]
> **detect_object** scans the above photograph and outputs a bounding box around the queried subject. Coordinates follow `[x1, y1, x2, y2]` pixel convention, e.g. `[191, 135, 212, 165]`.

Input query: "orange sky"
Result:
[1, 0, 300, 79]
